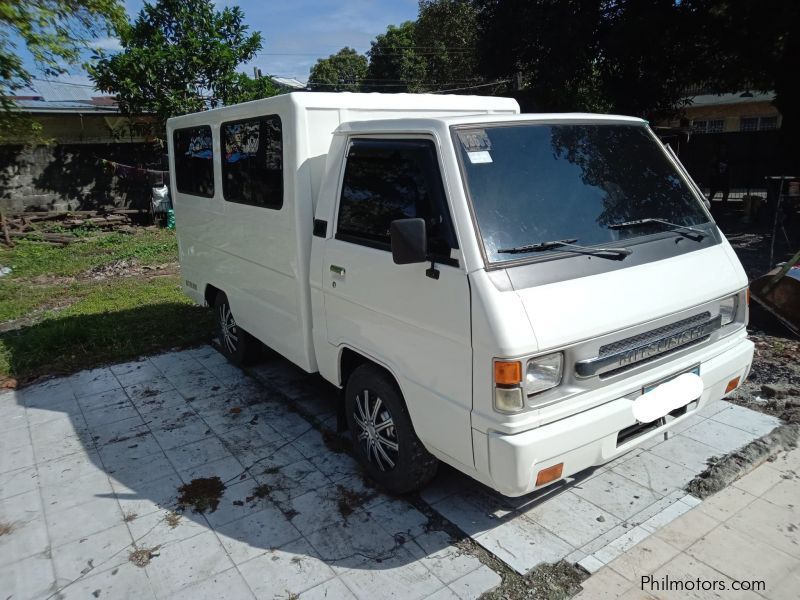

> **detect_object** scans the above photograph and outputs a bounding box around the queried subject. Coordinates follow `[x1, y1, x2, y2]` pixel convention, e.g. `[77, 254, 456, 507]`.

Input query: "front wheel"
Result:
[213, 292, 254, 366]
[345, 365, 438, 494]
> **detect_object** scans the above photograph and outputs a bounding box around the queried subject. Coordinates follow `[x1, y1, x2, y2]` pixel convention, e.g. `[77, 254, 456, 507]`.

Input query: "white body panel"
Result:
[169, 98, 753, 497]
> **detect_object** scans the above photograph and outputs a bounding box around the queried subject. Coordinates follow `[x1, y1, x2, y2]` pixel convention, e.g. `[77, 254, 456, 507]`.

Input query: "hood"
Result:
[511, 243, 746, 351]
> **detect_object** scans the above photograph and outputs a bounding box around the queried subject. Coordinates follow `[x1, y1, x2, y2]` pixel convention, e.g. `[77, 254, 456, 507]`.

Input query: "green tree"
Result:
[415, 0, 481, 92]
[1, 0, 126, 141]
[365, 22, 425, 92]
[308, 47, 368, 92]
[88, 0, 264, 120]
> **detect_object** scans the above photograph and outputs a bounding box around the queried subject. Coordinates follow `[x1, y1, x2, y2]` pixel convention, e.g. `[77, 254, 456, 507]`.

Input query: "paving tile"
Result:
[1, 424, 31, 453]
[168, 565, 256, 600]
[308, 448, 362, 482]
[144, 530, 234, 598]
[125, 377, 176, 404]
[0, 515, 50, 567]
[0, 554, 58, 599]
[178, 455, 251, 488]
[709, 403, 780, 436]
[696, 399, 729, 418]
[111, 472, 183, 517]
[98, 432, 165, 467]
[725, 497, 800, 559]
[164, 435, 234, 471]
[67, 368, 121, 398]
[214, 503, 302, 564]
[21, 378, 74, 408]
[36, 450, 105, 488]
[52, 523, 133, 580]
[300, 576, 357, 600]
[44, 495, 125, 547]
[0, 402, 27, 432]
[280, 486, 347, 537]
[0, 465, 38, 500]
[648, 553, 745, 600]
[238, 538, 336, 599]
[696, 486, 757, 522]
[82, 396, 140, 429]
[89, 415, 149, 447]
[523, 490, 622, 549]
[593, 525, 652, 565]
[125, 509, 208, 549]
[114, 362, 164, 388]
[732, 460, 785, 496]
[474, 516, 574, 575]
[572, 471, 664, 521]
[611, 451, 696, 496]
[306, 510, 400, 572]
[201, 479, 272, 529]
[573, 566, 632, 599]
[103, 448, 178, 488]
[26, 396, 83, 428]
[769, 568, 800, 600]
[681, 418, 761, 455]
[56, 559, 158, 600]
[577, 554, 605, 574]
[215, 423, 277, 458]
[606, 534, 681, 582]
[687, 523, 798, 589]
[639, 496, 694, 533]
[760, 477, 800, 511]
[409, 529, 482, 584]
[449, 564, 502, 599]
[368, 497, 430, 540]
[338, 545, 443, 600]
[648, 434, 721, 473]
[39, 467, 114, 514]
[250, 457, 332, 504]
[32, 429, 91, 463]
[653, 508, 721, 551]
[149, 413, 214, 451]
[430, 488, 512, 538]
[0, 442, 35, 474]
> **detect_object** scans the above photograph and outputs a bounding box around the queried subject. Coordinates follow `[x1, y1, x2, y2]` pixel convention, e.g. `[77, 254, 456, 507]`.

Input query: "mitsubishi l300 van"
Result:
[168, 92, 752, 497]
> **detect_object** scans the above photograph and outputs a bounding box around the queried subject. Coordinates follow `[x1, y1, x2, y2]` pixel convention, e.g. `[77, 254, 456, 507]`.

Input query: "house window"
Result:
[739, 116, 779, 132]
[221, 115, 283, 209]
[691, 119, 724, 134]
[173, 126, 214, 198]
[336, 138, 456, 258]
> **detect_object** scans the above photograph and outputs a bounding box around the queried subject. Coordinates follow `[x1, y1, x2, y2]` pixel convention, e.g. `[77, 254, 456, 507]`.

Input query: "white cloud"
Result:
[92, 37, 123, 51]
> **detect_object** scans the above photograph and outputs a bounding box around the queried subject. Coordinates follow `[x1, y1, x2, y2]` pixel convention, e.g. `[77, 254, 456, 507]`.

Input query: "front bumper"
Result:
[478, 332, 754, 497]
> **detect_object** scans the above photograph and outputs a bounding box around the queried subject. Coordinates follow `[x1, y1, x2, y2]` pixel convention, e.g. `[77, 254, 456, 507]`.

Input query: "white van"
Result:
[167, 92, 753, 497]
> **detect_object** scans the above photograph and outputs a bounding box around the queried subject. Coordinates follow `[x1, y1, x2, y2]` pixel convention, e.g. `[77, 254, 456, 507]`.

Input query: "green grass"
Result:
[0, 229, 214, 384]
[0, 228, 178, 279]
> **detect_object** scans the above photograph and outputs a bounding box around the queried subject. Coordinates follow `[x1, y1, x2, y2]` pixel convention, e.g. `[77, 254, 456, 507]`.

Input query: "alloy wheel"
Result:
[353, 389, 399, 471]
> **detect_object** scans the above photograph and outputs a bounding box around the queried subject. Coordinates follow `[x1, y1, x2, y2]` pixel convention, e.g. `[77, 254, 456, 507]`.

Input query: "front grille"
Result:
[599, 312, 711, 357]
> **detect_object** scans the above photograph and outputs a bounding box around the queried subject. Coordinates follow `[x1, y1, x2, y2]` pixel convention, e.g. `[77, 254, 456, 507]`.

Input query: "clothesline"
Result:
[99, 158, 169, 185]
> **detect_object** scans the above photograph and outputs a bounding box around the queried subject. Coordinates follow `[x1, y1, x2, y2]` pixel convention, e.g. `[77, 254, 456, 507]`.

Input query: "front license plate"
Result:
[644, 365, 700, 394]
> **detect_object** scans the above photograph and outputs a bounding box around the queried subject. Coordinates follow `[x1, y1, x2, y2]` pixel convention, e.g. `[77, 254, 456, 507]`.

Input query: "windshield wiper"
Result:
[497, 238, 632, 259]
[608, 218, 706, 241]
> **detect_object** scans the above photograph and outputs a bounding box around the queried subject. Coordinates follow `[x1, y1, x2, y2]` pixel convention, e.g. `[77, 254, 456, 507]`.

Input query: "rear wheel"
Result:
[345, 364, 438, 494]
[213, 292, 254, 366]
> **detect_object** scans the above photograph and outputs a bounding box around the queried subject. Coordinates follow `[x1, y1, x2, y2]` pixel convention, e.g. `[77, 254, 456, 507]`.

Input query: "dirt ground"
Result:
[716, 207, 800, 425]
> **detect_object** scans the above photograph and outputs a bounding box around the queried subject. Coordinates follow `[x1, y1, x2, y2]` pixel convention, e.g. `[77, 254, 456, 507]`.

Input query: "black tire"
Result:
[213, 292, 254, 366]
[345, 364, 438, 494]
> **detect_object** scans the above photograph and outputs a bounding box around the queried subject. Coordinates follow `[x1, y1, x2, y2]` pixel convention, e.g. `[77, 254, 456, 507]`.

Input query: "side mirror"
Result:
[390, 218, 427, 264]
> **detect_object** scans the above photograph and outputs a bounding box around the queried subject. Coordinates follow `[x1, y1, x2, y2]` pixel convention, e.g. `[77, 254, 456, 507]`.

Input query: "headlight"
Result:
[525, 353, 563, 396]
[719, 295, 738, 326]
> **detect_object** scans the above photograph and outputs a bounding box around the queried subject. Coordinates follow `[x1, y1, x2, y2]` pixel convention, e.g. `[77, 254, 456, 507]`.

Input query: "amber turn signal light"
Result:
[725, 377, 740, 394]
[495, 361, 522, 386]
[535, 463, 564, 487]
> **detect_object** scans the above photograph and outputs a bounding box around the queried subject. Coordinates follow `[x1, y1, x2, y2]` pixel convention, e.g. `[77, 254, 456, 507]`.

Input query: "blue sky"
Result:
[23, 0, 419, 86]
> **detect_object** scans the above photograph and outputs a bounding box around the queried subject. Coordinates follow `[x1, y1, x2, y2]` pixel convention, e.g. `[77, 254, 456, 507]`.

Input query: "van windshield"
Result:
[453, 122, 710, 264]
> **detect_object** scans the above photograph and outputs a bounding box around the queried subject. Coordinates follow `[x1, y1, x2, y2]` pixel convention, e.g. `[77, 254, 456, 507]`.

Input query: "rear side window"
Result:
[336, 139, 456, 257]
[222, 115, 283, 209]
[173, 126, 214, 198]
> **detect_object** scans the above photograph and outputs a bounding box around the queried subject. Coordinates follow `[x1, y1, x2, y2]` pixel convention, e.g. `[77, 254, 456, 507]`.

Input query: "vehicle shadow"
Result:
[4, 336, 540, 597]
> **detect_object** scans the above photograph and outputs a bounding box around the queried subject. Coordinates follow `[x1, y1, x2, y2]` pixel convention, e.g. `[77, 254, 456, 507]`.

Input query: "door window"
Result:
[336, 139, 456, 258]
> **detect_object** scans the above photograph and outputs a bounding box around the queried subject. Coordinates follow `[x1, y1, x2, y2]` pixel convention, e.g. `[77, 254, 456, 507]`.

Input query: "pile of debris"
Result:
[0, 209, 141, 246]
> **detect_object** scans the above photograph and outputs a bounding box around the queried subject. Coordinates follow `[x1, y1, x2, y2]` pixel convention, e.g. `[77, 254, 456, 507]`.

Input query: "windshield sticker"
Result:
[467, 150, 493, 164]
[457, 129, 492, 153]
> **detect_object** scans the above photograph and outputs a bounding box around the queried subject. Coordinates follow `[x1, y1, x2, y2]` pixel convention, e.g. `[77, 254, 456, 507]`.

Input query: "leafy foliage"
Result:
[308, 47, 368, 92]
[0, 0, 125, 141]
[365, 22, 425, 92]
[88, 0, 266, 120]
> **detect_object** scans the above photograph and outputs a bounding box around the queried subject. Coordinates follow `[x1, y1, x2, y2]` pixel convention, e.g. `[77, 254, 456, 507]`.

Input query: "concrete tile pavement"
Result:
[575, 447, 800, 600]
[0, 345, 789, 599]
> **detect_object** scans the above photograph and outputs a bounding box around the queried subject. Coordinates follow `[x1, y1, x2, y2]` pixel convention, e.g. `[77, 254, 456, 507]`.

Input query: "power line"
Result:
[432, 79, 511, 93]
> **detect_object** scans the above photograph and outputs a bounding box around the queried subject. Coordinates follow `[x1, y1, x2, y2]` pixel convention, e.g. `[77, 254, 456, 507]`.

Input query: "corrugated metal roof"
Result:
[10, 79, 119, 114]
[15, 79, 101, 102]
[270, 76, 307, 90]
[687, 91, 775, 107]
[13, 99, 119, 113]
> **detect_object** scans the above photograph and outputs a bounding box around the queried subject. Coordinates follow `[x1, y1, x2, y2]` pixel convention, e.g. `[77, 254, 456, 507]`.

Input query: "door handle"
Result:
[330, 265, 346, 276]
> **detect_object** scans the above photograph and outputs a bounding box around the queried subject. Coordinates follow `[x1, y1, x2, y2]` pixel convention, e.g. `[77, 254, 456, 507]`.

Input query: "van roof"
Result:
[166, 91, 520, 127]
[335, 112, 647, 135]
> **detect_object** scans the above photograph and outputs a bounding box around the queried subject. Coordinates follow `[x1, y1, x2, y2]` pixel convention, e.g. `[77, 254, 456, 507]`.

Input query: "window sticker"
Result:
[457, 129, 492, 152]
[224, 121, 260, 163]
[467, 150, 493, 164]
[185, 130, 213, 159]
